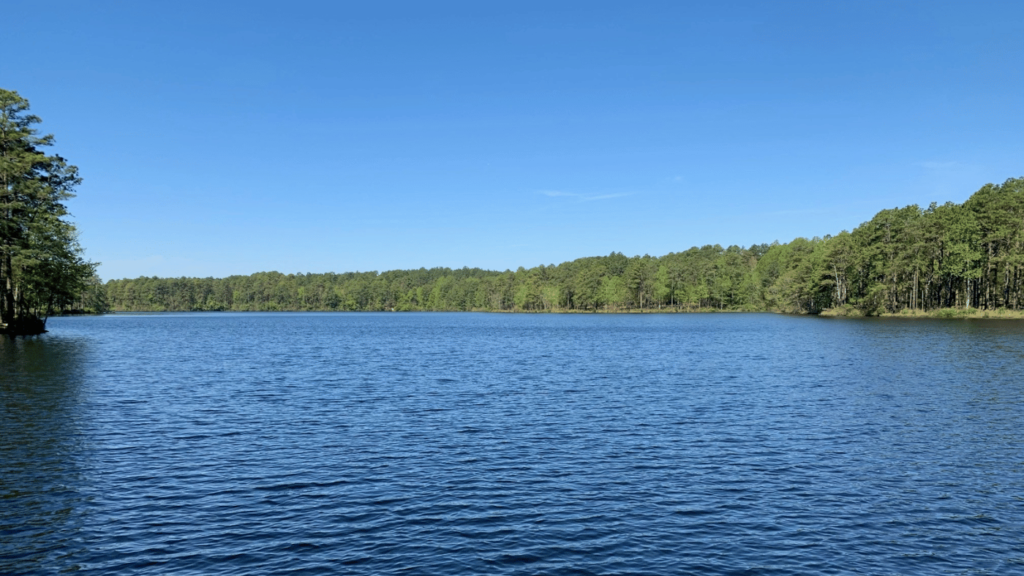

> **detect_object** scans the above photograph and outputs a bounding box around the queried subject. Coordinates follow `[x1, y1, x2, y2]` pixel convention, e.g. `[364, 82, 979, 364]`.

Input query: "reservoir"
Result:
[2, 312, 1023, 574]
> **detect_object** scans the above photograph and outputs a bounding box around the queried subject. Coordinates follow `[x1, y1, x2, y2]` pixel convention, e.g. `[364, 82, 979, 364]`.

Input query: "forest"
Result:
[97, 177, 1024, 316]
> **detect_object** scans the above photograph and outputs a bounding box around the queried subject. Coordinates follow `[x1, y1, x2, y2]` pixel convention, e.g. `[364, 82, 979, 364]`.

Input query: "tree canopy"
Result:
[1, 89, 95, 334]
[101, 177, 1024, 316]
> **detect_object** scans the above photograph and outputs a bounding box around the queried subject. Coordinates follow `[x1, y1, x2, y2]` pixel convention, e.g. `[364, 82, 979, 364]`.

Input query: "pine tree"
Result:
[0, 88, 94, 335]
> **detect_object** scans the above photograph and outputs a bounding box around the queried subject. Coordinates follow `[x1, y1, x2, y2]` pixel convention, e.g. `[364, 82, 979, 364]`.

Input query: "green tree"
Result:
[653, 264, 672, 308]
[1, 89, 95, 334]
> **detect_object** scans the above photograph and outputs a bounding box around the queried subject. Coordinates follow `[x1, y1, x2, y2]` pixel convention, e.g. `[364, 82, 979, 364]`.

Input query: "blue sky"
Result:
[5, 1, 1023, 280]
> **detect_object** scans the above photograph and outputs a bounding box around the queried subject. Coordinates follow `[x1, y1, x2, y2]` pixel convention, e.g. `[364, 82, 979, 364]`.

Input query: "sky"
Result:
[4, 1, 1023, 280]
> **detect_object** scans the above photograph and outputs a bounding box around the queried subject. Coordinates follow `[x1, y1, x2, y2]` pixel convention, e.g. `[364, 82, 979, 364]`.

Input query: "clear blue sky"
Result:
[5, 1, 1023, 280]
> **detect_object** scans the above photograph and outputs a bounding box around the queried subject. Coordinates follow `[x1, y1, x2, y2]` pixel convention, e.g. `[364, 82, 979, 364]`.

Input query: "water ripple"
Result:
[2, 313, 1024, 574]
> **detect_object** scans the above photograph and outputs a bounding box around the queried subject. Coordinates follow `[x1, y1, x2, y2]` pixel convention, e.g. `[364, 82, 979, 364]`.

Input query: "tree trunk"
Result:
[1, 252, 14, 325]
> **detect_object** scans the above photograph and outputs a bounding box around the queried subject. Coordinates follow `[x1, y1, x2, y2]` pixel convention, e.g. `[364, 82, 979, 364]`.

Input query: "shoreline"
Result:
[68, 307, 1024, 320]
[821, 306, 1024, 320]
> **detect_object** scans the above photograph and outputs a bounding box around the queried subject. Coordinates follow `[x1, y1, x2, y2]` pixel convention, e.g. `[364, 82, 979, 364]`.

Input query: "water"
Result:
[2, 313, 1023, 574]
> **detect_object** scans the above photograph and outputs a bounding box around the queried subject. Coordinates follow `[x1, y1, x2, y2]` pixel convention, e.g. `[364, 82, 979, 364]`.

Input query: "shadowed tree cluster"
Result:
[103, 177, 1024, 315]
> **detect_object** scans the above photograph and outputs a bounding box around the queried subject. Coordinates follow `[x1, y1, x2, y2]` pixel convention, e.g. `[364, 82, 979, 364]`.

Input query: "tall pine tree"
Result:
[1, 89, 94, 335]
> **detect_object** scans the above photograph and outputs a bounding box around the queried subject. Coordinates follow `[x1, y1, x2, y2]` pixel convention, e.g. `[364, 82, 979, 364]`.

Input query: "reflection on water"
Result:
[2, 313, 1024, 575]
[1, 336, 91, 572]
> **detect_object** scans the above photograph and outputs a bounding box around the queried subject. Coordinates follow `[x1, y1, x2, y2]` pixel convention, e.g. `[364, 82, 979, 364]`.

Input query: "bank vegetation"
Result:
[99, 178, 1024, 318]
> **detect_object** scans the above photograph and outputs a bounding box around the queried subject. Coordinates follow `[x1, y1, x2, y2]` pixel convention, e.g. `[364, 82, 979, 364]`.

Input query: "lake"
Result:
[2, 312, 1023, 574]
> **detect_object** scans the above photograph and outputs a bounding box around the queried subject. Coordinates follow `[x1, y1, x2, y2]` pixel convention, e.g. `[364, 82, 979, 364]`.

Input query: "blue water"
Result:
[2, 312, 1024, 574]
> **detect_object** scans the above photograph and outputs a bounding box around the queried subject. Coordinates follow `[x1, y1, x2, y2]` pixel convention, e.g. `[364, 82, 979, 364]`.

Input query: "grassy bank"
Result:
[821, 305, 1024, 319]
[883, 307, 1024, 319]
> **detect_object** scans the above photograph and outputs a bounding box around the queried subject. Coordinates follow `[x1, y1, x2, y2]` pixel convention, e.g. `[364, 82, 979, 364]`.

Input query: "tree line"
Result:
[98, 177, 1024, 315]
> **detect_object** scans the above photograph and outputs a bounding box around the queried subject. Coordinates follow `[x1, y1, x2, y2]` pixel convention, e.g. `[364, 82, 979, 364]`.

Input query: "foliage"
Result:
[102, 178, 1024, 317]
[1, 89, 96, 333]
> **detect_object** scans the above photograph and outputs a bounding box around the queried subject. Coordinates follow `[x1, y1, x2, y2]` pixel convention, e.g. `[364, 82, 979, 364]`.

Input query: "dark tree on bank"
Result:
[0, 89, 95, 335]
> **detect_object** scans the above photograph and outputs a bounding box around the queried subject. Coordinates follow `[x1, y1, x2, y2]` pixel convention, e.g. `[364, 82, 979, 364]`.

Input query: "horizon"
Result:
[6, 0, 1023, 281]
